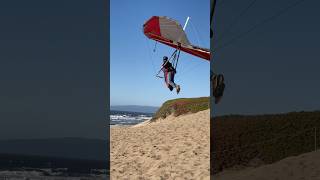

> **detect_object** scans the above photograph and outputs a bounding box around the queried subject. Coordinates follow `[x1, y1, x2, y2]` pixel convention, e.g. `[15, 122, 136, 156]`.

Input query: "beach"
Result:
[110, 109, 210, 179]
[213, 150, 320, 180]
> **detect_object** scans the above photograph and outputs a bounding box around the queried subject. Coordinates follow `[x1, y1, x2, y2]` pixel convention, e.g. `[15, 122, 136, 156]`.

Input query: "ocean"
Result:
[110, 110, 153, 126]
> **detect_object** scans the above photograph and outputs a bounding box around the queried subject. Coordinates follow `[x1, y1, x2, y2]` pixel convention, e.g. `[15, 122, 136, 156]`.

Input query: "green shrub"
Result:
[151, 97, 210, 121]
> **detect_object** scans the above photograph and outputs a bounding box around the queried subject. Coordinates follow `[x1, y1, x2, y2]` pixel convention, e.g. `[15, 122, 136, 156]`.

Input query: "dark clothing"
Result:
[162, 61, 177, 89]
[162, 61, 175, 73]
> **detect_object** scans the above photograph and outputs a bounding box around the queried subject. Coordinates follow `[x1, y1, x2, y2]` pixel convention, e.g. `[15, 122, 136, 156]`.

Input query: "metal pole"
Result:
[183, 17, 190, 31]
[177, 17, 190, 45]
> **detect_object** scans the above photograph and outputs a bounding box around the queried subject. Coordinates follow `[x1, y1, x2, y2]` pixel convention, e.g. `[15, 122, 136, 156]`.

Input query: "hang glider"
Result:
[143, 16, 210, 61]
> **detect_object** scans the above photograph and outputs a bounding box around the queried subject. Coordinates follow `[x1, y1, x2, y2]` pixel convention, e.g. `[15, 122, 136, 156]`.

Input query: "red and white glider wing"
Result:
[143, 16, 210, 61]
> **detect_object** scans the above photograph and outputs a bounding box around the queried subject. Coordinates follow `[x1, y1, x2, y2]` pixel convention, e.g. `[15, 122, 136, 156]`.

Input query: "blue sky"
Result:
[213, 0, 320, 115]
[110, 0, 210, 107]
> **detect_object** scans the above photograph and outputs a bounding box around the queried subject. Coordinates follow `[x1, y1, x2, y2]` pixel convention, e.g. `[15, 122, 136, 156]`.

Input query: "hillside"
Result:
[151, 97, 210, 121]
[212, 111, 320, 175]
[213, 149, 320, 180]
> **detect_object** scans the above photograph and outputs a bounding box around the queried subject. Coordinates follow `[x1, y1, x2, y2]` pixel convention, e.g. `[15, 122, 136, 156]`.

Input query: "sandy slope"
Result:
[214, 150, 320, 180]
[110, 110, 210, 180]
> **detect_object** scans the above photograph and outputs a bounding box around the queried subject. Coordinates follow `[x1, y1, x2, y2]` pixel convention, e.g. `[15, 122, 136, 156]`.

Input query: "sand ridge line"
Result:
[213, 150, 320, 180]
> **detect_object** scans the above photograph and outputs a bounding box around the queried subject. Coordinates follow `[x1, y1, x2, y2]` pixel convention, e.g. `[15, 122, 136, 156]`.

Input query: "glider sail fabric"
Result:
[143, 16, 210, 61]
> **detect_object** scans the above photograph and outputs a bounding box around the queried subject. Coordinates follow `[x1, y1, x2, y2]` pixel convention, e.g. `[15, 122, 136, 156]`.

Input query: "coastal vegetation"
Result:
[151, 97, 210, 121]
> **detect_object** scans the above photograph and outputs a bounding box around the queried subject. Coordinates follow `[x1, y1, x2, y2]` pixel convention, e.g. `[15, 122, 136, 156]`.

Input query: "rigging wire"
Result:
[174, 19, 205, 80]
[146, 17, 209, 82]
[144, 37, 157, 75]
[175, 19, 208, 80]
[153, 42, 157, 52]
[215, 0, 258, 45]
[215, 0, 308, 51]
[176, 60, 207, 82]
[216, 0, 228, 8]
[190, 20, 202, 46]
[155, 49, 179, 78]
[174, 50, 180, 70]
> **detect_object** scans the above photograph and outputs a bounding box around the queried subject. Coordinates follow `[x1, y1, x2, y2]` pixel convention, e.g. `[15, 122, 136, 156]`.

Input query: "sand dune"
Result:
[214, 150, 320, 180]
[111, 110, 210, 180]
